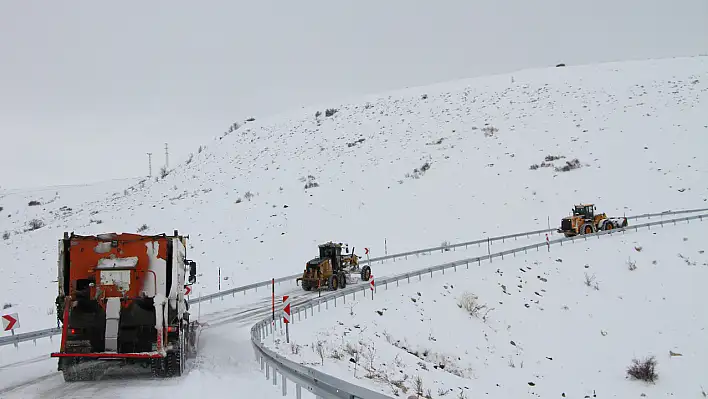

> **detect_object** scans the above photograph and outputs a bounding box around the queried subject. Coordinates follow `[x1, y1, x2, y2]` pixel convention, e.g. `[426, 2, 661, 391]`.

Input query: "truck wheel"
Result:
[360, 265, 371, 281]
[338, 272, 347, 289]
[62, 359, 99, 382]
[166, 332, 185, 377]
[301, 281, 311, 291]
[328, 275, 338, 291]
[581, 224, 594, 234]
[605, 221, 614, 230]
[151, 357, 167, 378]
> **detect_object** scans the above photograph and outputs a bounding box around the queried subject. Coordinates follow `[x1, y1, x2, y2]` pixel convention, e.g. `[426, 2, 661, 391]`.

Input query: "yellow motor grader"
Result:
[558, 203, 628, 237]
[296, 242, 372, 291]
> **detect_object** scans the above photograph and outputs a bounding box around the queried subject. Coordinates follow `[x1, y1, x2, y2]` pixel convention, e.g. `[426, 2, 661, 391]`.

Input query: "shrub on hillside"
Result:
[137, 224, 149, 233]
[2, 231, 9, 240]
[406, 161, 432, 179]
[545, 154, 566, 162]
[0, 206, 3, 212]
[555, 158, 582, 172]
[627, 258, 637, 271]
[325, 108, 338, 117]
[626, 356, 658, 383]
[160, 166, 170, 179]
[457, 292, 488, 318]
[27, 219, 44, 231]
[28, 200, 41, 206]
[304, 175, 319, 190]
[481, 125, 498, 137]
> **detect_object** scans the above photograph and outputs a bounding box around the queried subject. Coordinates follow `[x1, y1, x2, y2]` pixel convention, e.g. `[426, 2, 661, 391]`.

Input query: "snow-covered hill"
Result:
[266, 220, 708, 398]
[1, 55, 706, 334]
[0, 177, 143, 236]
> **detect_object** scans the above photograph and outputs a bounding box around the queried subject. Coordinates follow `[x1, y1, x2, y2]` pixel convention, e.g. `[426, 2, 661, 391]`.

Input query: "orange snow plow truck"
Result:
[51, 231, 199, 381]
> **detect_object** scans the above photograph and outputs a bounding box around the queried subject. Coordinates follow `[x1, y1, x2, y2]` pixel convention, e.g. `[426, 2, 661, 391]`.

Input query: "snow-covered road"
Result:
[0, 231, 551, 398]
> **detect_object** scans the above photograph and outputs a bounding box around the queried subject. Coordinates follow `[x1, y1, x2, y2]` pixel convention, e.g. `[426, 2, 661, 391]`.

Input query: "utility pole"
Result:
[164, 143, 169, 169]
[147, 153, 153, 177]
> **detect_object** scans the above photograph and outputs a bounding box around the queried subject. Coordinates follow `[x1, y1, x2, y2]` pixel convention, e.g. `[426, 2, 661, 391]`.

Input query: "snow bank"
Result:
[267, 220, 708, 398]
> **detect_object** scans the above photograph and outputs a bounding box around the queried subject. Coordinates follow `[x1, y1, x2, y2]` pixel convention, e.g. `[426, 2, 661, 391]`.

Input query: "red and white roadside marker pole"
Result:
[282, 295, 291, 343]
[2, 312, 19, 348]
[369, 274, 375, 299]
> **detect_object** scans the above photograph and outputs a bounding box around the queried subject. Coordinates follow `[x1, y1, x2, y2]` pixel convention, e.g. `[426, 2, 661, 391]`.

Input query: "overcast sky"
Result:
[1, 0, 706, 189]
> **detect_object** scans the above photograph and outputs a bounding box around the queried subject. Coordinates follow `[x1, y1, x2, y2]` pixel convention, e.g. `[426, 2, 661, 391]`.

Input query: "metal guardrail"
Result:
[0, 327, 61, 348]
[251, 212, 707, 398]
[2, 207, 706, 348]
[192, 207, 708, 302]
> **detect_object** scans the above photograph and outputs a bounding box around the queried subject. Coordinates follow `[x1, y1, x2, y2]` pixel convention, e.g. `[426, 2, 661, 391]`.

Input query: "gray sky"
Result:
[1, 0, 706, 189]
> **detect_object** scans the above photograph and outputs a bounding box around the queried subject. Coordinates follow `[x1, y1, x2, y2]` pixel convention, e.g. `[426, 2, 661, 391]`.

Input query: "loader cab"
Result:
[573, 204, 595, 220]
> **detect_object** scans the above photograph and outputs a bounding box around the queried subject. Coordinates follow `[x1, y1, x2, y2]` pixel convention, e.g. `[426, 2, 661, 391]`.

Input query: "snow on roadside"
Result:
[266, 221, 708, 398]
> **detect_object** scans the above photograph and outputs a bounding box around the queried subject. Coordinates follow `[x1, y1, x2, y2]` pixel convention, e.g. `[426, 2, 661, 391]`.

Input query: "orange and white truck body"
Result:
[51, 231, 198, 380]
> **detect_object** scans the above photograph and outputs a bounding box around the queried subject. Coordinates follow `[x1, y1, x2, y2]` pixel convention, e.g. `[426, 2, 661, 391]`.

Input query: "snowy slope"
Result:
[0, 177, 142, 237]
[266, 220, 708, 398]
[1, 55, 706, 335]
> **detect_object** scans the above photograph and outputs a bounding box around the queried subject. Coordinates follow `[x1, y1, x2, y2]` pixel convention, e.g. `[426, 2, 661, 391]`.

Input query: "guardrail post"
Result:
[266, 363, 270, 380]
[273, 367, 277, 385]
[282, 374, 287, 395]
[296, 384, 302, 399]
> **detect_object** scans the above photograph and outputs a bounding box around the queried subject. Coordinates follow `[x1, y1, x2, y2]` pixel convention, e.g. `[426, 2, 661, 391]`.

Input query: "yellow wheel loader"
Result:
[558, 203, 628, 237]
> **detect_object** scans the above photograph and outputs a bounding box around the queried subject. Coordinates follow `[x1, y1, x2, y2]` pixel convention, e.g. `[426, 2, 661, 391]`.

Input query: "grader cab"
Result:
[296, 242, 371, 291]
